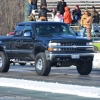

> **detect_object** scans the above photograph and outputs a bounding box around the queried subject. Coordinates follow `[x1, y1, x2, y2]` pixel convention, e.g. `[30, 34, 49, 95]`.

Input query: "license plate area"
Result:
[71, 54, 80, 59]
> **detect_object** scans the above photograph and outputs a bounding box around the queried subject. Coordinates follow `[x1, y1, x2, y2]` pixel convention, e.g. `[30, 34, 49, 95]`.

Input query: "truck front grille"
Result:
[61, 42, 86, 46]
[61, 48, 86, 51]
[61, 42, 86, 51]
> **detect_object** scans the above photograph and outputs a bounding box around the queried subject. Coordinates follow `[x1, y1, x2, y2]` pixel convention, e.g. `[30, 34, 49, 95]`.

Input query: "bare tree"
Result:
[0, 0, 25, 35]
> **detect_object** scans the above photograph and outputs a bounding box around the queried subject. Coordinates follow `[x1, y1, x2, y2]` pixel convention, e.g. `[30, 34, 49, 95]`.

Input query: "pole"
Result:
[24, 0, 28, 21]
[85, 0, 87, 9]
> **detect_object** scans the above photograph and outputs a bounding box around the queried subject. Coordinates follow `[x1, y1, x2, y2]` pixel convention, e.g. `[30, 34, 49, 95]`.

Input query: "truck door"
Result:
[18, 25, 35, 60]
[10, 24, 25, 58]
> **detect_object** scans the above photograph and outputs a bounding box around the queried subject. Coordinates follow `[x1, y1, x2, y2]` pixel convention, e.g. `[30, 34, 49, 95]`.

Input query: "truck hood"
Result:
[0, 36, 13, 41]
[37, 34, 89, 43]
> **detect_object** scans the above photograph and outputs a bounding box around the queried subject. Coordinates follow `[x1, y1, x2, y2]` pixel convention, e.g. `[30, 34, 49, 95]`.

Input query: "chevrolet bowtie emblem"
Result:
[73, 45, 77, 48]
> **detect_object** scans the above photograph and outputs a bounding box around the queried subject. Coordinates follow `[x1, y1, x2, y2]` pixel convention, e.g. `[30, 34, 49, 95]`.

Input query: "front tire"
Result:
[0, 51, 10, 72]
[35, 53, 51, 76]
[76, 61, 92, 75]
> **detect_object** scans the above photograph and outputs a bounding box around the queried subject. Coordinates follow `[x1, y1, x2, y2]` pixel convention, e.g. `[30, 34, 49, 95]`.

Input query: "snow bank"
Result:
[0, 78, 100, 98]
[93, 53, 100, 68]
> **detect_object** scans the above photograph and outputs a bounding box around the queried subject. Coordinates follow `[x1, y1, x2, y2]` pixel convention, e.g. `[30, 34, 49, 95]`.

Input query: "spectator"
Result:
[81, 10, 93, 40]
[28, 0, 37, 16]
[28, 13, 36, 21]
[54, 11, 63, 22]
[38, 5, 50, 21]
[72, 5, 81, 24]
[91, 6, 100, 32]
[63, 6, 72, 25]
[57, 0, 66, 15]
[40, 0, 47, 9]
[51, 8, 57, 19]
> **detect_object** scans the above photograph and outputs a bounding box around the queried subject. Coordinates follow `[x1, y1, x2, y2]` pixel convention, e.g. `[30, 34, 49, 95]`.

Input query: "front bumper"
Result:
[45, 50, 94, 62]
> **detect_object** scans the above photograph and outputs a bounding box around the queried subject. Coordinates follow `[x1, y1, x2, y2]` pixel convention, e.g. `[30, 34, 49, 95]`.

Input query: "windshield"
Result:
[35, 23, 76, 36]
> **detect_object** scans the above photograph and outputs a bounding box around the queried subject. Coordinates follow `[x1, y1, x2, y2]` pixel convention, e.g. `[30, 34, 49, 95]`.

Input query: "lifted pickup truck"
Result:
[0, 21, 94, 76]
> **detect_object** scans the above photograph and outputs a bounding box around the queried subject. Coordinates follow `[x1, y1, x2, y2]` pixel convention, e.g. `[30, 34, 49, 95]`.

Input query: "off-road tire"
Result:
[77, 61, 92, 75]
[94, 46, 98, 53]
[35, 53, 51, 76]
[0, 51, 10, 72]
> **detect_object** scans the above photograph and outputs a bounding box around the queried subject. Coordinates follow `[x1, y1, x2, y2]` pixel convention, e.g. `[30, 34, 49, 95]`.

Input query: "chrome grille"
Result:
[61, 42, 86, 46]
[61, 42, 86, 51]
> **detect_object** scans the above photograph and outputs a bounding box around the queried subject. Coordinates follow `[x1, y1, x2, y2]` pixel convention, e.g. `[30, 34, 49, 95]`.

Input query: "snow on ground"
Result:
[0, 77, 100, 98]
[0, 54, 100, 98]
[93, 53, 100, 68]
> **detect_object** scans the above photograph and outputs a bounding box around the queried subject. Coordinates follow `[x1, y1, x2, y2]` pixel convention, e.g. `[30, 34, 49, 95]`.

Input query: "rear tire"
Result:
[35, 53, 51, 76]
[77, 61, 92, 75]
[0, 51, 10, 72]
[94, 46, 98, 53]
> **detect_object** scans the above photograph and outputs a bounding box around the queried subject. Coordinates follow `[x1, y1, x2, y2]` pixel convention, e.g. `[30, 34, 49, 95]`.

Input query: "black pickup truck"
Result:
[0, 21, 94, 76]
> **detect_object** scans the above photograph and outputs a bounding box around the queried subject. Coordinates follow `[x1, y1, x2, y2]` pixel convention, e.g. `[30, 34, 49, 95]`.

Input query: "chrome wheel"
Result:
[36, 58, 43, 70]
[0, 57, 2, 68]
[35, 53, 51, 76]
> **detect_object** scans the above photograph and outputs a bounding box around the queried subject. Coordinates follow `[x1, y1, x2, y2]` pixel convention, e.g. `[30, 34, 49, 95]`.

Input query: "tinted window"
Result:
[14, 25, 25, 37]
[24, 25, 32, 33]
[15, 25, 25, 31]
[35, 23, 76, 36]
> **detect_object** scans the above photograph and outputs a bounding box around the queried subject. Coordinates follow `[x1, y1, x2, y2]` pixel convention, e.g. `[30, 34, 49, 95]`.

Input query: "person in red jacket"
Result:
[63, 6, 72, 24]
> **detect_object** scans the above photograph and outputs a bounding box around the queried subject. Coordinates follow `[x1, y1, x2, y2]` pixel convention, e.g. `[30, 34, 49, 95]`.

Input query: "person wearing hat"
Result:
[72, 5, 81, 24]
[81, 10, 93, 40]
[91, 6, 99, 32]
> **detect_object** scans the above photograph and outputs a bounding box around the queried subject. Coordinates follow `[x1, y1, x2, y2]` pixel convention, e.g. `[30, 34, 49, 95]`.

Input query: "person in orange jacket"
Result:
[63, 6, 72, 24]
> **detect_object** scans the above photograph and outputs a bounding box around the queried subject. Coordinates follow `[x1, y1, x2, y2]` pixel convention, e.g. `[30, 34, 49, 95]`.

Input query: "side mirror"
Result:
[23, 32, 31, 37]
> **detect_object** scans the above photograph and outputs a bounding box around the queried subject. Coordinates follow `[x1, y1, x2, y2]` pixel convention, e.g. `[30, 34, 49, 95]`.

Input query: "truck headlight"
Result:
[53, 48, 61, 51]
[86, 42, 93, 45]
[48, 48, 61, 51]
[86, 48, 94, 50]
[48, 43, 61, 47]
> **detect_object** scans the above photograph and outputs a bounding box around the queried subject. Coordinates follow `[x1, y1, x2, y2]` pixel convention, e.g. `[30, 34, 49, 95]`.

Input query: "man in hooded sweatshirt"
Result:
[63, 6, 72, 24]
